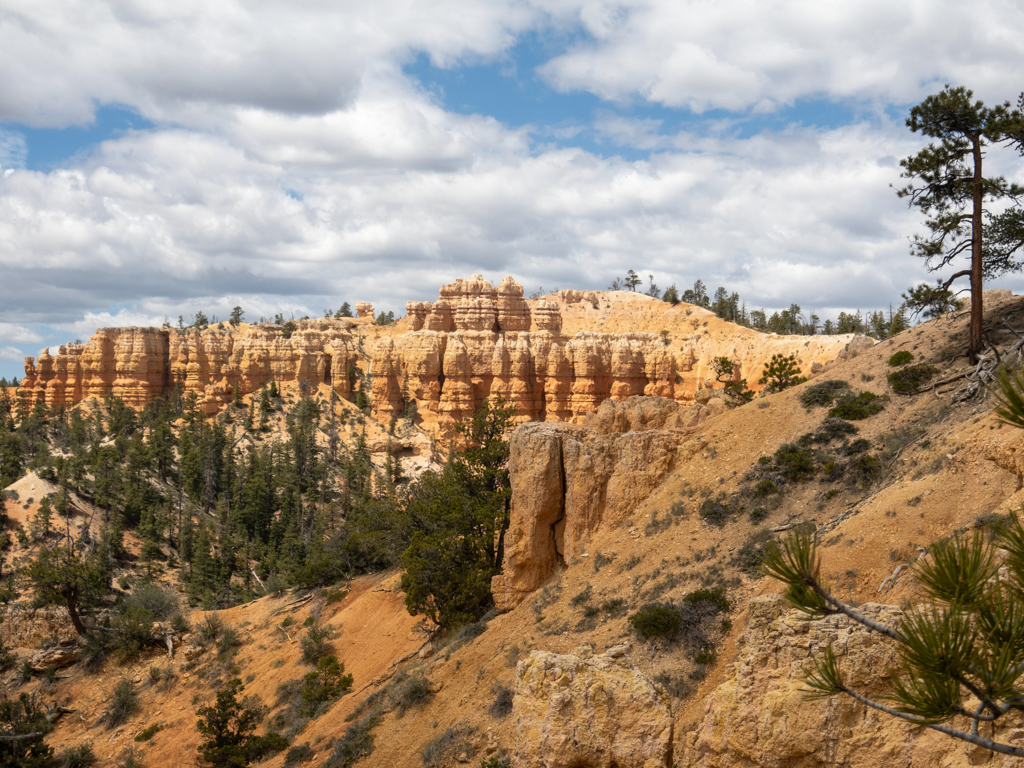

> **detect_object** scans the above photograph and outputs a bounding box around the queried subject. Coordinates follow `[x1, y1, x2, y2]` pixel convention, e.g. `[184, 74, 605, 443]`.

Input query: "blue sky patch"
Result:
[1, 104, 155, 172]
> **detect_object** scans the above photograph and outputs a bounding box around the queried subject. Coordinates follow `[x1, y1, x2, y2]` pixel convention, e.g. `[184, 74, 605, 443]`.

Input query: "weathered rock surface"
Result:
[492, 399, 695, 611]
[19, 274, 857, 431]
[678, 594, 1024, 768]
[28, 644, 79, 671]
[513, 642, 673, 768]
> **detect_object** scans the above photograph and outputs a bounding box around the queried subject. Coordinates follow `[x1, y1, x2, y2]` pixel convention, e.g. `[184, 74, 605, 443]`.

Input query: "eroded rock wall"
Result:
[19, 274, 857, 426]
[22, 319, 361, 414]
[492, 398, 694, 611]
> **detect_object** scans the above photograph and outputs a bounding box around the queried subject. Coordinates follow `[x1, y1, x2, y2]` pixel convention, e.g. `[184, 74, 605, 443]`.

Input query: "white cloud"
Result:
[0, 345, 25, 362]
[0, 0, 560, 127]
[541, 1, 1024, 110]
[0, 322, 42, 344]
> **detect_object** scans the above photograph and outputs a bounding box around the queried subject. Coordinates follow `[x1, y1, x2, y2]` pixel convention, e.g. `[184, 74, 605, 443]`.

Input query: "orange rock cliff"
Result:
[19, 275, 863, 427]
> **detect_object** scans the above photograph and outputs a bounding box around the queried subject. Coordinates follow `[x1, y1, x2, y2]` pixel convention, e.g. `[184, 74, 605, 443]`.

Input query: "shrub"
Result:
[325, 710, 382, 768]
[115, 746, 146, 768]
[300, 656, 354, 716]
[285, 744, 315, 765]
[749, 507, 769, 524]
[848, 453, 883, 485]
[699, 497, 731, 527]
[773, 443, 816, 482]
[104, 679, 138, 729]
[753, 478, 780, 498]
[800, 379, 851, 408]
[135, 723, 161, 742]
[198, 613, 224, 645]
[300, 621, 334, 665]
[112, 603, 156, 661]
[170, 612, 191, 634]
[488, 683, 513, 718]
[421, 722, 476, 768]
[217, 626, 242, 656]
[392, 674, 433, 716]
[732, 530, 773, 577]
[59, 743, 97, 768]
[887, 363, 939, 395]
[123, 584, 181, 621]
[813, 417, 858, 442]
[629, 604, 684, 639]
[0, 637, 17, 671]
[844, 438, 871, 455]
[828, 391, 885, 420]
[888, 350, 914, 366]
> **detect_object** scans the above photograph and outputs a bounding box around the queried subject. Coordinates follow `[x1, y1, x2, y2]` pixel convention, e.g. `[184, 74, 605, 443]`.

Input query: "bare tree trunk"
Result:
[970, 132, 985, 364]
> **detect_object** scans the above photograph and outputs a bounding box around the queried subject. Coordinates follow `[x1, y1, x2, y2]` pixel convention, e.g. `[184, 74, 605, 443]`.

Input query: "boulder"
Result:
[514, 643, 672, 768]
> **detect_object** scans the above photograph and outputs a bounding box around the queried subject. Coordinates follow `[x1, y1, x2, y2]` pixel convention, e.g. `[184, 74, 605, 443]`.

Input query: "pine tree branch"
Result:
[840, 685, 1024, 757]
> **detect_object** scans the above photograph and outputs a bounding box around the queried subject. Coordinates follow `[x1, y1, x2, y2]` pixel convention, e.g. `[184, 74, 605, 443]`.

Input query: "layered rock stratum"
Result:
[19, 275, 859, 432]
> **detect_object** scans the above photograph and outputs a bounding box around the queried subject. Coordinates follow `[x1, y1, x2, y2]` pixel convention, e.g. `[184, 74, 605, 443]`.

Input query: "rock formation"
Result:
[23, 320, 361, 415]
[514, 642, 673, 768]
[492, 398, 697, 611]
[19, 274, 858, 428]
[678, 594, 1024, 767]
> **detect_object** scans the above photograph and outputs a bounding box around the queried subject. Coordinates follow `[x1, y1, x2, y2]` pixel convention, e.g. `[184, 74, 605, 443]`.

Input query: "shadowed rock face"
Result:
[492, 398, 692, 612]
[514, 642, 673, 768]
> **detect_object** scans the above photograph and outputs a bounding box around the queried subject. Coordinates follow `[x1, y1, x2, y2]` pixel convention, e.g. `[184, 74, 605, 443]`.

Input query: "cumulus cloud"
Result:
[2, 0, 1024, 381]
[541, 1, 1024, 110]
[0, 0, 560, 127]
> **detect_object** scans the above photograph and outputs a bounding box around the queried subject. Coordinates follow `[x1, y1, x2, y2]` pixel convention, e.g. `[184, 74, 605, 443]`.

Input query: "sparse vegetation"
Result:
[887, 363, 938, 395]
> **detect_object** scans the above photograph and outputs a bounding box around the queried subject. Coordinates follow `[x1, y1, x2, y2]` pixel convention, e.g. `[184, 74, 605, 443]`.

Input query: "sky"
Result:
[1, 1, 1024, 380]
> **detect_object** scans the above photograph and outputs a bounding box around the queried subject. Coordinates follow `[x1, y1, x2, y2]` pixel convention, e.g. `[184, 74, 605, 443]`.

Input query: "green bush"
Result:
[0, 692, 54, 767]
[773, 443, 816, 482]
[0, 636, 16, 671]
[104, 679, 138, 729]
[115, 746, 146, 768]
[198, 613, 224, 645]
[111, 602, 158, 661]
[699, 497, 731, 527]
[392, 674, 433, 716]
[285, 744, 315, 765]
[195, 679, 273, 768]
[888, 350, 914, 366]
[300, 656, 353, 716]
[134, 723, 161, 742]
[812, 417, 858, 442]
[325, 710, 382, 768]
[800, 379, 851, 408]
[848, 453, 883, 485]
[828, 391, 885, 420]
[887, 363, 939, 395]
[629, 604, 684, 639]
[300, 621, 334, 665]
[844, 438, 871, 455]
[59, 743, 97, 768]
[122, 584, 180, 621]
[731, 530, 773, 577]
[681, 587, 731, 613]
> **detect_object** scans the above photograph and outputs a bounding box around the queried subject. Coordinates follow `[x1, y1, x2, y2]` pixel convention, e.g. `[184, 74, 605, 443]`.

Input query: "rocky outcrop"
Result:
[492, 399, 693, 611]
[23, 319, 361, 415]
[514, 642, 673, 768]
[19, 274, 857, 429]
[678, 594, 1024, 768]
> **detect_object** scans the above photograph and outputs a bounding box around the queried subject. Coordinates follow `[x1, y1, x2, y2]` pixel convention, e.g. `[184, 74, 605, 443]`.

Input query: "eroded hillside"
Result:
[4, 289, 1024, 768]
